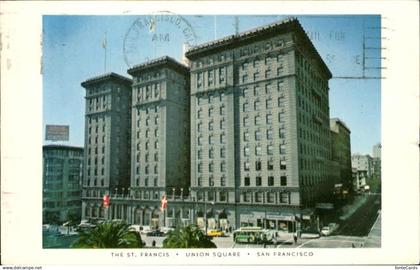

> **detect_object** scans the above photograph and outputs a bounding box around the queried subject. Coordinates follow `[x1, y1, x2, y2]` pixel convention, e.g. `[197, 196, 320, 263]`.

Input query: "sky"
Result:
[43, 15, 381, 155]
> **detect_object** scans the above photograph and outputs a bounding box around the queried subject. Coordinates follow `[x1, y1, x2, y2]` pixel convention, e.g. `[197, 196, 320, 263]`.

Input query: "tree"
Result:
[162, 224, 217, 248]
[71, 220, 144, 248]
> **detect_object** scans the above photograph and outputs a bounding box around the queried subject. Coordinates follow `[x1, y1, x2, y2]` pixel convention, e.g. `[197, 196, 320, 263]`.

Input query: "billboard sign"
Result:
[45, 125, 69, 141]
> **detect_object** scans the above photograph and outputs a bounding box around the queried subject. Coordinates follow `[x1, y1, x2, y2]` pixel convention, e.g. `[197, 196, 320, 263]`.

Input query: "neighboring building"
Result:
[330, 118, 352, 194]
[80, 73, 132, 220]
[352, 168, 367, 192]
[351, 154, 373, 177]
[186, 17, 335, 231]
[372, 143, 381, 159]
[127, 57, 191, 227]
[43, 145, 83, 224]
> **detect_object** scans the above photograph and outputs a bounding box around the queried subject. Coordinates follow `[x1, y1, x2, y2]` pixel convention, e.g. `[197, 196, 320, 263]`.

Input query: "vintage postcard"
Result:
[1, 0, 419, 267]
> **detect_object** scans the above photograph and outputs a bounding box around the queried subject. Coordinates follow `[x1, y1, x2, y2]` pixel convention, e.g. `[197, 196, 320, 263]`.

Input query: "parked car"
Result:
[146, 229, 165, 237]
[321, 223, 339, 236]
[207, 229, 225, 237]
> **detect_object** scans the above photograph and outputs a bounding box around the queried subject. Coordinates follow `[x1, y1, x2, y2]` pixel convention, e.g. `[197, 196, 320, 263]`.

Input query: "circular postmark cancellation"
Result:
[123, 11, 198, 67]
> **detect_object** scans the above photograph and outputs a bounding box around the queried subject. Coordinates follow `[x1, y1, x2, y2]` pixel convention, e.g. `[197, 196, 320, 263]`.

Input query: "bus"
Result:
[233, 227, 274, 244]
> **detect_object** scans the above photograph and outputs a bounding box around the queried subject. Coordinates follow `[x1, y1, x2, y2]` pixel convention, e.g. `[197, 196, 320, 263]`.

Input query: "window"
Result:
[279, 128, 286, 139]
[208, 107, 214, 117]
[208, 70, 214, 86]
[220, 134, 226, 144]
[253, 72, 260, 81]
[209, 148, 214, 159]
[255, 130, 261, 141]
[255, 115, 261, 125]
[243, 102, 249, 112]
[145, 165, 149, 174]
[255, 161, 261, 171]
[280, 160, 287, 170]
[154, 129, 158, 136]
[280, 144, 286, 154]
[198, 163, 202, 173]
[145, 142, 149, 150]
[145, 177, 149, 187]
[208, 121, 214, 130]
[154, 153, 159, 161]
[268, 160, 274, 170]
[198, 136, 203, 145]
[197, 108, 202, 118]
[214, 147, 222, 158]
[197, 177, 202, 186]
[145, 154, 149, 162]
[281, 176, 287, 186]
[267, 129, 273, 140]
[221, 177, 226, 187]
[209, 177, 214, 186]
[220, 162, 226, 172]
[254, 100, 260, 110]
[198, 150, 202, 159]
[145, 129, 149, 138]
[278, 80, 284, 91]
[197, 72, 203, 88]
[243, 192, 251, 202]
[220, 105, 225, 115]
[243, 116, 249, 127]
[154, 165, 158, 174]
[266, 98, 272, 109]
[265, 69, 271, 78]
[244, 162, 250, 171]
[197, 122, 202, 132]
[280, 192, 288, 203]
[242, 74, 248, 83]
[255, 146, 262, 156]
[209, 162, 214, 172]
[219, 67, 226, 83]
[244, 146, 250, 156]
[219, 191, 227, 201]
[209, 135, 214, 144]
[255, 192, 262, 202]
[220, 119, 225, 129]
[279, 112, 285, 123]
[268, 176, 274, 186]
[244, 177, 250, 186]
[244, 131, 249, 142]
[267, 145, 274, 155]
[266, 114, 273, 124]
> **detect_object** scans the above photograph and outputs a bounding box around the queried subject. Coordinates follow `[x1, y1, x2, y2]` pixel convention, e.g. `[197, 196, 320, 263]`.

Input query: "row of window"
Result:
[135, 83, 161, 102]
[243, 112, 285, 127]
[244, 160, 287, 171]
[241, 67, 285, 84]
[135, 164, 159, 175]
[242, 191, 289, 203]
[196, 176, 226, 187]
[196, 92, 225, 105]
[136, 152, 159, 162]
[197, 118, 226, 132]
[243, 176, 287, 187]
[242, 96, 285, 112]
[134, 177, 159, 187]
[197, 134, 226, 145]
[244, 128, 286, 142]
[88, 125, 106, 135]
[197, 162, 226, 173]
[242, 80, 285, 97]
[197, 105, 225, 118]
[86, 178, 105, 187]
[195, 190, 228, 202]
[137, 116, 159, 128]
[196, 67, 226, 88]
[238, 38, 285, 58]
[197, 147, 226, 159]
[243, 144, 286, 156]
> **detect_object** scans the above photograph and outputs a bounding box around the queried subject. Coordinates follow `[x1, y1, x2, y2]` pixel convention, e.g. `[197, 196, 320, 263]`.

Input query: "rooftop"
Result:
[127, 56, 189, 76]
[330, 118, 351, 133]
[185, 17, 331, 78]
[81, 72, 132, 88]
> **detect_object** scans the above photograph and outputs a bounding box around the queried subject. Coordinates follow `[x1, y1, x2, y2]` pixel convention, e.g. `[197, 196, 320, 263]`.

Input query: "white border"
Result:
[1, 0, 419, 265]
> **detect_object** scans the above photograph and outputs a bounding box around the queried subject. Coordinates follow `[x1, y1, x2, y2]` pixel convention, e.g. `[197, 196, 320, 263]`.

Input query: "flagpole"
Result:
[103, 32, 107, 73]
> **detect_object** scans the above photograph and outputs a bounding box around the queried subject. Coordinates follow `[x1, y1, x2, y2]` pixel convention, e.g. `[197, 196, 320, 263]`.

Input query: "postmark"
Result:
[123, 11, 198, 67]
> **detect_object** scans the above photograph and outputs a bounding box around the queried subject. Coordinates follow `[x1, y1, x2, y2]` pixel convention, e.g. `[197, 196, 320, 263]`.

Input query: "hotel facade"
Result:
[80, 18, 350, 233]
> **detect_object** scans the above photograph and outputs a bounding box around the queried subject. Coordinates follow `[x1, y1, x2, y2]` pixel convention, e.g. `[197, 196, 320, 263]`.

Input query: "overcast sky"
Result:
[43, 15, 381, 155]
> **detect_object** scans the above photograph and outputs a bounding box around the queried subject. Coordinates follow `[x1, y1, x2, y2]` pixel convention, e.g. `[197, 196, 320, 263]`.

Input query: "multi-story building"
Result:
[186, 18, 335, 231]
[81, 73, 132, 220]
[330, 118, 352, 193]
[78, 18, 349, 233]
[126, 57, 191, 227]
[372, 143, 381, 159]
[352, 154, 373, 177]
[43, 145, 83, 224]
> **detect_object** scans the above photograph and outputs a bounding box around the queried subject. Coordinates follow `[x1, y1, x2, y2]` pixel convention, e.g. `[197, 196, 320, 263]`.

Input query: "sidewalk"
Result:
[363, 210, 381, 248]
[339, 195, 369, 221]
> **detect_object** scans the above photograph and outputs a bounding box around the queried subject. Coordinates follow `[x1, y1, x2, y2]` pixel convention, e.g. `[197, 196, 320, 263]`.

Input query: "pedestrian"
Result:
[152, 240, 156, 247]
[293, 234, 297, 244]
[352, 243, 355, 248]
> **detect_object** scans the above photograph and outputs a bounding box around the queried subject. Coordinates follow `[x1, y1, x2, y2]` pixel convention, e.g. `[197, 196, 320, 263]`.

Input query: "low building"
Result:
[43, 145, 84, 224]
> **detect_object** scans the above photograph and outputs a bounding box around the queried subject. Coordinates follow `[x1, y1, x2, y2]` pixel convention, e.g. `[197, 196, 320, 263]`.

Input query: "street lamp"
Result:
[204, 200, 215, 235]
[180, 188, 184, 200]
[172, 188, 176, 200]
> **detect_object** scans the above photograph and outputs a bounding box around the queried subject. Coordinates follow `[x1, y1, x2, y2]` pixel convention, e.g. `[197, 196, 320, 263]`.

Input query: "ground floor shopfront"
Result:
[81, 197, 320, 233]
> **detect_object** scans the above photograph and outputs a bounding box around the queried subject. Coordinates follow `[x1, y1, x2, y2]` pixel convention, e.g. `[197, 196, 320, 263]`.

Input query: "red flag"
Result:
[161, 195, 167, 211]
[103, 194, 110, 208]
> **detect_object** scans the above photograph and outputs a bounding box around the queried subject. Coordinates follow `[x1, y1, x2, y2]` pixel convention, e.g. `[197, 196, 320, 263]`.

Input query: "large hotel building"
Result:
[80, 18, 351, 232]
